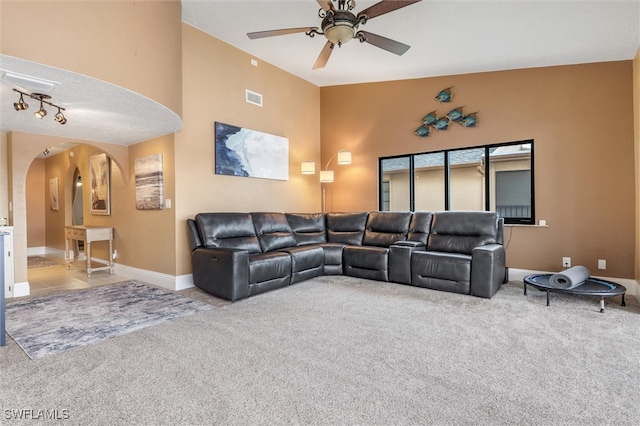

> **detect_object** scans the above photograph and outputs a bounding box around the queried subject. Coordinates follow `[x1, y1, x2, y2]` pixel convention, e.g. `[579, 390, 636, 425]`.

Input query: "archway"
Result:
[9, 131, 130, 294]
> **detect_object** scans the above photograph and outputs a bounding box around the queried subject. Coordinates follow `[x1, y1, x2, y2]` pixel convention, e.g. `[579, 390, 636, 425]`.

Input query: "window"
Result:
[380, 157, 411, 211]
[379, 140, 534, 224]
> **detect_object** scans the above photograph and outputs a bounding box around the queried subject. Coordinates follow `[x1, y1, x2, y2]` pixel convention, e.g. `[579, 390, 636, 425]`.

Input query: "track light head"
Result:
[34, 101, 47, 119]
[54, 109, 67, 125]
[13, 93, 29, 111]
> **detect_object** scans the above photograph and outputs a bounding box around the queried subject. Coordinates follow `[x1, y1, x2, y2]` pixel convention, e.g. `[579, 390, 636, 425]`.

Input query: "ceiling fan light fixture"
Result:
[322, 9, 359, 46]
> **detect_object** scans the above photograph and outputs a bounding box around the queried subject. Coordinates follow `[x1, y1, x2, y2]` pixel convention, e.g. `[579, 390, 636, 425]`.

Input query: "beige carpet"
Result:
[1, 276, 638, 425]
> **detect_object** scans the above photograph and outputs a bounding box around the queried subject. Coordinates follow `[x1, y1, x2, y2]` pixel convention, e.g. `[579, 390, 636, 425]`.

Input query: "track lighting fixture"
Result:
[12, 88, 67, 125]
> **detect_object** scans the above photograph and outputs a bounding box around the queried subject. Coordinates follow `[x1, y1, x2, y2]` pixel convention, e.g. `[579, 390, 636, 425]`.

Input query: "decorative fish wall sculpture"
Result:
[421, 111, 438, 126]
[446, 107, 464, 122]
[435, 87, 452, 103]
[414, 125, 430, 137]
[433, 118, 450, 130]
[414, 88, 478, 137]
[459, 112, 478, 128]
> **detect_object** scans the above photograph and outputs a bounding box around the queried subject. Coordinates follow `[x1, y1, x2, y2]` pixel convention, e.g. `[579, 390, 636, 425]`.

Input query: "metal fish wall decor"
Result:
[421, 111, 438, 126]
[414, 88, 478, 137]
[435, 87, 452, 103]
[460, 112, 478, 128]
[414, 125, 430, 137]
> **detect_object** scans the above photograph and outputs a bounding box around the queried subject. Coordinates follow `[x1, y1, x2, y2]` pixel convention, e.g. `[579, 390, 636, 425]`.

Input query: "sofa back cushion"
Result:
[195, 213, 262, 253]
[427, 211, 499, 255]
[286, 213, 327, 246]
[407, 212, 433, 245]
[251, 212, 298, 252]
[326, 212, 369, 245]
[363, 211, 412, 247]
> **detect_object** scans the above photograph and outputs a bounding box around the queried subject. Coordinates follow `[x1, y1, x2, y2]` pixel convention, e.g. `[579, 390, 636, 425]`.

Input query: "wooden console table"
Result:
[65, 225, 114, 277]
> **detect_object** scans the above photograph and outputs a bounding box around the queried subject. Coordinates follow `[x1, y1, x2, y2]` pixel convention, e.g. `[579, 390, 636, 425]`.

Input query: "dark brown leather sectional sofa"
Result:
[187, 211, 506, 302]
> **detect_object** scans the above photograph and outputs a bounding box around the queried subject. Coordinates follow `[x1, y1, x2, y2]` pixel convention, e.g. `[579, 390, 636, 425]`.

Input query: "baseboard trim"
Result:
[113, 263, 183, 292]
[175, 274, 195, 291]
[26, 246, 46, 256]
[12, 281, 30, 298]
[508, 268, 640, 301]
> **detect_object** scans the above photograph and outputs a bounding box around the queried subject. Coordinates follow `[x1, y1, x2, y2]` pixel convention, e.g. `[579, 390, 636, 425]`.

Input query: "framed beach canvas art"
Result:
[214, 122, 289, 181]
[135, 153, 164, 210]
[89, 152, 110, 215]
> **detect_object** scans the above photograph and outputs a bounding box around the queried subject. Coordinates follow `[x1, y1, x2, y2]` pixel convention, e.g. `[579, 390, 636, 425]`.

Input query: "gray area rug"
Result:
[5, 281, 213, 359]
[26, 255, 59, 269]
[1, 276, 638, 424]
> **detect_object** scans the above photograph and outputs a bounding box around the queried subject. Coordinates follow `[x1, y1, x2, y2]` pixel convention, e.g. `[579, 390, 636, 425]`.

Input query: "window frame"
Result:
[378, 139, 535, 225]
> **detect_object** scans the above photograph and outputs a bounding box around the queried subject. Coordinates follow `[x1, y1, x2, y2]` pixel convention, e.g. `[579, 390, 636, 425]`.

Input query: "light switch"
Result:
[165, 199, 171, 209]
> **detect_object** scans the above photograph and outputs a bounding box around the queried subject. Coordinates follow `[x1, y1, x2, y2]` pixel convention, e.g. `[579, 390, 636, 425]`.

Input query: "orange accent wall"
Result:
[174, 24, 321, 276]
[321, 62, 635, 279]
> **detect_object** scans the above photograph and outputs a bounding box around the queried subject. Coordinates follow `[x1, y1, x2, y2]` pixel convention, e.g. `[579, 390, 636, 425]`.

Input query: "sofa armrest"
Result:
[392, 240, 426, 248]
[470, 244, 506, 298]
[389, 241, 426, 284]
[192, 247, 250, 301]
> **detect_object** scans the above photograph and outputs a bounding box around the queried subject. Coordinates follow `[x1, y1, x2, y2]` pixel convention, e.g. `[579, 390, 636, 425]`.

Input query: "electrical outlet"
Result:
[562, 257, 571, 268]
[598, 259, 606, 270]
[112, 249, 118, 260]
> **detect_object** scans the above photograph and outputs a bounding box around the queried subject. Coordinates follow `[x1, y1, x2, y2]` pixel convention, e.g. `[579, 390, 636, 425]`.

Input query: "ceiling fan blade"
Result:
[358, 31, 411, 55]
[316, 0, 335, 12]
[357, 0, 422, 20]
[313, 41, 334, 70]
[247, 27, 315, 40]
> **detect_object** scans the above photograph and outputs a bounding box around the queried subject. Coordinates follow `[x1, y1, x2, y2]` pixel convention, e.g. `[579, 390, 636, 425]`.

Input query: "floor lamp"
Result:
[320, 150, 352, 213]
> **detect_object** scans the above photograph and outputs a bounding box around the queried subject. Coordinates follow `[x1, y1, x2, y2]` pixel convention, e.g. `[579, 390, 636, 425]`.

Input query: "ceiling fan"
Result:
[247, 0, 422, 70]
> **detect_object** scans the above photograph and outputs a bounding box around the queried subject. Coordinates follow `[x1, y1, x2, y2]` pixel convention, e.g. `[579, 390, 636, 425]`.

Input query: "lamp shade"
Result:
[320, 170, 334, 183]
[301, 161, 316, 175]
[337, 151, 352, 165]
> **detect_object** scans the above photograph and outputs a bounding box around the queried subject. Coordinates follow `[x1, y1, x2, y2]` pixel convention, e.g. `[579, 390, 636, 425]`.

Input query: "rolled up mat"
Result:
[549, 265, 591, 289]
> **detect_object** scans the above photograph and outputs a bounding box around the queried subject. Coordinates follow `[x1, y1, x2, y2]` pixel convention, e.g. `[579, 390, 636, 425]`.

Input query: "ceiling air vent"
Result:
[245, 89, 263, 107]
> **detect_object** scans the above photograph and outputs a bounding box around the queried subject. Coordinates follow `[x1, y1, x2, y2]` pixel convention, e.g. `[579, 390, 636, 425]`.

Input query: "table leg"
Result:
[65, 237, 69, 262]
[600, 297, 605, 313]
[523, 282, 528, 296]
[108, 238, 113, 274]
[546, 290, 550, 307]
[621, 294, 626, 307]
[86, 240, 92, 277]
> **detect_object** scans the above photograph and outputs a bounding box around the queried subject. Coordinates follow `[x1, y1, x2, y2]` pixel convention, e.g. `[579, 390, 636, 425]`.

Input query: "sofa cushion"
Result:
[286, 213, 327, 245]
[252, 212, 298, 252]
[428, 211, 498, 255]
[248, 252, 292, 284]
[196, 213, 262, 254]
[343, 245, 389, 281]
[363, 211, 412, 247]
[411, 251, 472, 294]
[407, 212, 433, 245]
[326, 212, 368, 245]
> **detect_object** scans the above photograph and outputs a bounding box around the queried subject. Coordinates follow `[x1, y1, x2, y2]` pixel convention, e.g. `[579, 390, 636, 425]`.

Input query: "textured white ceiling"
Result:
[0, 55, 182, 151]
[182, 0, 640, 87]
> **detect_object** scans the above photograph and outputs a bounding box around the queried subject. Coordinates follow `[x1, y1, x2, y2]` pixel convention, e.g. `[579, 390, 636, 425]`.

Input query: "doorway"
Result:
[72, 168, 84, 255]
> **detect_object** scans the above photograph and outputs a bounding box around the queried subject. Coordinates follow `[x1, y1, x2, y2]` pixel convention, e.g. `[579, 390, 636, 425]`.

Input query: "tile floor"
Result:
[26, 254, 129, 298]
